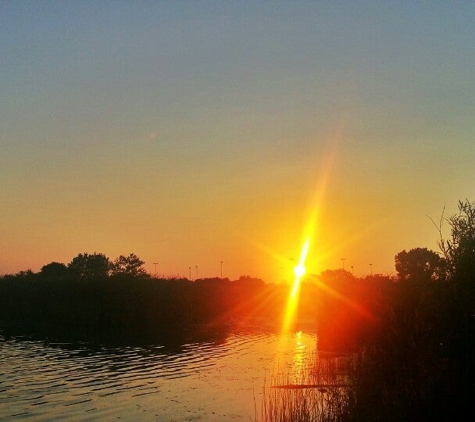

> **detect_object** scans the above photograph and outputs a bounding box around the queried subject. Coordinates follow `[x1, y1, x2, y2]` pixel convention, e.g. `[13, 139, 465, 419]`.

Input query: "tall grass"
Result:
[258, 352, 353, 422]
[258, 286, 474, 422]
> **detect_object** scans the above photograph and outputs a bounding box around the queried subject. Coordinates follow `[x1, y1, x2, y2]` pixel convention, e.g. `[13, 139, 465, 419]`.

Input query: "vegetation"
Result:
[0, 253, 284, 343]
[259, 199, 475, 421]
[394, 247, 445, 281]
[1, 200, 475, 419]
[260, 354, 353, 422]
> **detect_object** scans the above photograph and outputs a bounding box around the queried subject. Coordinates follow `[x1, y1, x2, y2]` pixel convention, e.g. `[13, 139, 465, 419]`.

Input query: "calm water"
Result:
[0, 321, 319, 421]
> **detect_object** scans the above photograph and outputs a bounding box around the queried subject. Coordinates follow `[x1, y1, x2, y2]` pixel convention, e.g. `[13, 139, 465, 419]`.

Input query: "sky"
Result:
[1, 1, 475, 282]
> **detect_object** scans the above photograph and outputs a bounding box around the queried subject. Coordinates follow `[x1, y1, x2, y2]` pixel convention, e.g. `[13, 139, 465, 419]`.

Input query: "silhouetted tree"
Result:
[234, 275, 265, 288]
[39, 262, 68, 279]
[439, 199, 475, 284]
[318, 268, 355, 284]
[68, 252, 111, 281]
[8, 269, 36, 280]
[110, 253, 148, 278]
[395, 247, 445, 281]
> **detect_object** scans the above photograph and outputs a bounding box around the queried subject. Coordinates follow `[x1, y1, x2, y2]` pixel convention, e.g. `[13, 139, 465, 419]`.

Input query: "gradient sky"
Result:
[1, 1, 474, 281]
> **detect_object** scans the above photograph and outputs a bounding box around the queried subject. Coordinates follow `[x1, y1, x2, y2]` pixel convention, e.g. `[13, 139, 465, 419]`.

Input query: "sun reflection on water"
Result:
[272, 329, 319, 389]
[291, 331, 307, 384]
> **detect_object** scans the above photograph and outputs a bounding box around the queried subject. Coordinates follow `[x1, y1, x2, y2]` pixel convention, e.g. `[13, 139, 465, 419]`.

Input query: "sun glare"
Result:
[277, 134, 339, 334]
[293, 262, 306, 279]
[282, 238, 310, 333]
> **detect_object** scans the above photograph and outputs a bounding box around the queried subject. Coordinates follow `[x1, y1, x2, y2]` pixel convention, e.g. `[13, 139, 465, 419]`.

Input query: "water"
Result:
[0, 321, 319, 421]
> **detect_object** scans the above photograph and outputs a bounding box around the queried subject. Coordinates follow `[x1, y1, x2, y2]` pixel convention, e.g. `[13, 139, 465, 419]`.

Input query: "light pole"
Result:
[341, 258, 346, 270]
[220, 261, 223, 278]
[153, 262, 158, 276]
[370, 263, 373, 276]
[195, 265, 198, 279]
[189, 267, 192, 280]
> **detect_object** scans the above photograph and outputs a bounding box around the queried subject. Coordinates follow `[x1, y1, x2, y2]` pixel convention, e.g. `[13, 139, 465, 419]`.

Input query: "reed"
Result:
[258, 352, 353, 422]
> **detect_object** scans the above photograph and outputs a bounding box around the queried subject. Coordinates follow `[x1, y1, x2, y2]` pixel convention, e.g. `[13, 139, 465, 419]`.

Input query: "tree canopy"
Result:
[395, 247, 445, 282]
[39, 262, 68, 279]
[440, 199, 475, 284]
[318, 269, 356, 284]
[68, 253, 111, 281]
[110, 253, 148, 278]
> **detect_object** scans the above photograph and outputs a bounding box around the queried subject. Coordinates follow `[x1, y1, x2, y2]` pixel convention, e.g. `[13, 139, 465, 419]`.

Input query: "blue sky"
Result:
[1, 1, 475, 280]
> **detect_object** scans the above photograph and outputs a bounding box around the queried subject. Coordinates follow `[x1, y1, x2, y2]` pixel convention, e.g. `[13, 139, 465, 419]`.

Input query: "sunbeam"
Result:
[282, 238, 311, 333]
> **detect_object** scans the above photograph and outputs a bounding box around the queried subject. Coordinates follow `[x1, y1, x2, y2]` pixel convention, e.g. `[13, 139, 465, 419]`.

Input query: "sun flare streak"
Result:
[278, 131, 341, 334]
[282, 238, 310, 333]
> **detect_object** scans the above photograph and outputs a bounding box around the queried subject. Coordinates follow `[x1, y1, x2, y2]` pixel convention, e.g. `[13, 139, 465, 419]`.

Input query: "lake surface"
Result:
[0, 320, 319, 421]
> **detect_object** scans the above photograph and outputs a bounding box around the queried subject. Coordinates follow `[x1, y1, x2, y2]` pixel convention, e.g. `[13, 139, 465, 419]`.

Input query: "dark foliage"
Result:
[2, 199, 475, 420]
[67, 252, 111, 281]
[440, 199, 475, 284]
[110, 253, 149, 278]
[0, 272, 286, 344]
[395, 247, 446, 281]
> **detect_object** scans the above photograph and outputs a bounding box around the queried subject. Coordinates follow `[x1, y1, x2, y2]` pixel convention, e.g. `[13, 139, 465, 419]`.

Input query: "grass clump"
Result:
[259, 353, 353, 422]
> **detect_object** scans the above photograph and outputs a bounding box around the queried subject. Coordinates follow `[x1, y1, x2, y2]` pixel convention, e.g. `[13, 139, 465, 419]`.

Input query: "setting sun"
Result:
[293, 262, 306, 279]
[282, 238, 311, 333]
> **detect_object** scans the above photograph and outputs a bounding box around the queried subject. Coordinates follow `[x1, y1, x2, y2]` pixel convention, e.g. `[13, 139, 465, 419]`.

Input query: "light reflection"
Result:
[272, 330, 318, 388]
[292, 331, 307, 384]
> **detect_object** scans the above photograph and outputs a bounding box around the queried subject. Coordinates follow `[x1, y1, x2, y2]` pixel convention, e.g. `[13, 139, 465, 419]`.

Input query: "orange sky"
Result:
[1, 2, 474, 281]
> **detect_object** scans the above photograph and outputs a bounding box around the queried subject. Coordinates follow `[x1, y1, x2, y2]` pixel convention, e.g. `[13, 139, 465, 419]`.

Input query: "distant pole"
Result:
[341, 258, 346, 270]
[370, 263, 373, 276]
[153, 262, 158, 276]
[220, 261, 223, 278]
[189, 266, 192, 280]
[195, 265, 198, 279]
[351, 265, 354, 275]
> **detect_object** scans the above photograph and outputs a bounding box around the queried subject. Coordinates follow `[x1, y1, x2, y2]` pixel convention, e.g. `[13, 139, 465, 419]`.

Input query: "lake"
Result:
[0, 319, 320, 421]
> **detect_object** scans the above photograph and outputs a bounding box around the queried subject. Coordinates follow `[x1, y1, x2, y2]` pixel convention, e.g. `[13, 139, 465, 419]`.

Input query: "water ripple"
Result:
[1, 326, 318, 421]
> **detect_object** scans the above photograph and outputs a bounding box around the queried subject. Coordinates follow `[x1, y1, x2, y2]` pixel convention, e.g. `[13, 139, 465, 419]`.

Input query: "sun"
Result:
[278, 133, 338, 334]
[282, 238, 310, 333]
[293, 262, 306, 279]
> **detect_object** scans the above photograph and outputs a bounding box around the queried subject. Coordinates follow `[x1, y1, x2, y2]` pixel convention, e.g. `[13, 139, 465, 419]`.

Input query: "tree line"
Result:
[24, 252, 148, 281]
[1, 199, 475, 418]
[256, 199, 475, 421]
